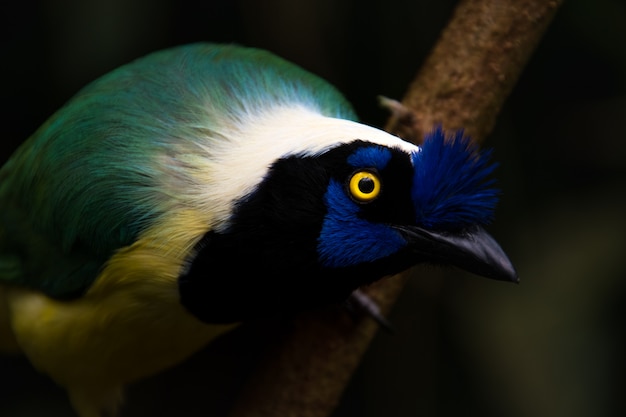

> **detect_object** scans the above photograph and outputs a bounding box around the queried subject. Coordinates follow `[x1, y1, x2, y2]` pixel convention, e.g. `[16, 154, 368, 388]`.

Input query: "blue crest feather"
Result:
[411, 127, 498, 230]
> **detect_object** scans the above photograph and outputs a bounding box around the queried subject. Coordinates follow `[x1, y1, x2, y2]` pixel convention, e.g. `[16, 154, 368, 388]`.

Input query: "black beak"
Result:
[395, 225, 518, 283]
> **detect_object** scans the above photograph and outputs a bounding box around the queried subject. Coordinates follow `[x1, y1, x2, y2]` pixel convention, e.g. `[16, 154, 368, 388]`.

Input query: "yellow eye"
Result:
[348, 171, 381, 202]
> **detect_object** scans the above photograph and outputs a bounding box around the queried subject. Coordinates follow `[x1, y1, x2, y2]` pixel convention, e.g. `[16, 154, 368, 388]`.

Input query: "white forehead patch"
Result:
[226, 105, 418, 168]
[187, 106, 419, 231]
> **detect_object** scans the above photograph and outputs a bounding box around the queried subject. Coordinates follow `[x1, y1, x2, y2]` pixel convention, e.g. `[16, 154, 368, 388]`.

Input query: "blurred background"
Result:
[1, 0, 625, 416]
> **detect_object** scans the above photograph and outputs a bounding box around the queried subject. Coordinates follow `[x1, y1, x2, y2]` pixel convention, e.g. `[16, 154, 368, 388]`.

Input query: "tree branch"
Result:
[229, 1, 563, 416]
[387, 0, 563, 143]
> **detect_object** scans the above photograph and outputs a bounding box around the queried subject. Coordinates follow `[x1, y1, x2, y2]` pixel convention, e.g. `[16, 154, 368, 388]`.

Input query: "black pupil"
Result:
[358, 177, 375, 194]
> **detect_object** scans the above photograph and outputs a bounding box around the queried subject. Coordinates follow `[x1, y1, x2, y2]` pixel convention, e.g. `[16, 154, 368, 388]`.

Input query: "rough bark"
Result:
[386, 0, 563, 143]
[229, 1, 563, 416]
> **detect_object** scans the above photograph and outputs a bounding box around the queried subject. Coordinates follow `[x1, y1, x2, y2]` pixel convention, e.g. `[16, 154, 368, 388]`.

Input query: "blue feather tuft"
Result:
[411, 127, 499, 230]
[347, 146, 392, 169]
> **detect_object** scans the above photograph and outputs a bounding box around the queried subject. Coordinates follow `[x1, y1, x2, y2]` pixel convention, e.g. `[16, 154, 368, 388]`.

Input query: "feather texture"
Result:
[0, 43, 363, 415]
[0, 43, 355, 297]
[411, 127, 498, 230]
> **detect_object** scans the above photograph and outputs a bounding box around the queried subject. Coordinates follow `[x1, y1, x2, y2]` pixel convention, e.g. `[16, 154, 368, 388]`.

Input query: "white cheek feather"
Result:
[180, 106, 419, 232]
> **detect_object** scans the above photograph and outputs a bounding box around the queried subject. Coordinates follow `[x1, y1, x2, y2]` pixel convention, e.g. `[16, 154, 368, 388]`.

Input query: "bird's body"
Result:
[0, 43, 516, 417]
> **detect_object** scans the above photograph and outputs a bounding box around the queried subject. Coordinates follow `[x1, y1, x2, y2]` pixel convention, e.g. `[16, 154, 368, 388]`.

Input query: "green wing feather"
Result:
[0, 43, 356, 298]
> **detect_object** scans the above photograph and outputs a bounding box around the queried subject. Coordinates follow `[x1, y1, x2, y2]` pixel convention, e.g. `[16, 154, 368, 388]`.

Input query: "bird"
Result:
[0, 43, 517, 417]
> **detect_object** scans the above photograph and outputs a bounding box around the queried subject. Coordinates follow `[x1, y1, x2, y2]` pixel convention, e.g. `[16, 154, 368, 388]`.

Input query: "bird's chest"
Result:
[7, 281, 236, 388]
[7, 222, 238, 387]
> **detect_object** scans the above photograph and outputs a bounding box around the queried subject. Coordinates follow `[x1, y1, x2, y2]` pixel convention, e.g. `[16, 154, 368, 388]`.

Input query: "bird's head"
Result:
[179, 108, 517, 323]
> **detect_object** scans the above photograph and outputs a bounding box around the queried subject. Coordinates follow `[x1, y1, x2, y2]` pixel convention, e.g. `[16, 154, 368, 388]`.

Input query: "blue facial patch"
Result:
[347, 146, 392, 170]
[317, 179, 407, 268]
[411, 127, 498, 230]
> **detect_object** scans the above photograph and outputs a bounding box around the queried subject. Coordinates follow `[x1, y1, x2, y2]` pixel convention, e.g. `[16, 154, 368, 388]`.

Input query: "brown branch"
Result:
[387, 0, 563, 144]
[229, 1, 563, 416]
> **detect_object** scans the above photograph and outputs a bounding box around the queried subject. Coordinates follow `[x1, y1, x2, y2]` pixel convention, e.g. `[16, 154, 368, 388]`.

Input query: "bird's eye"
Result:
[348, 171, 381, 202]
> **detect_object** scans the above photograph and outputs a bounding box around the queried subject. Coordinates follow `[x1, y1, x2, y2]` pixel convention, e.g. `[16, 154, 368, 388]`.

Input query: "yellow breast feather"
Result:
[6, 208, 237, 417]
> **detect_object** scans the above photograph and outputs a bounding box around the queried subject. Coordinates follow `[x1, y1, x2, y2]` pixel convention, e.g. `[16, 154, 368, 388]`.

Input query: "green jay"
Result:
[0, 43, 516, 417]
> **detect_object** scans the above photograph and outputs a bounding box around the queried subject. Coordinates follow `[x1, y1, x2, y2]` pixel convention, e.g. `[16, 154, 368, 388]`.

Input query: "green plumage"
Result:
[0, 43, 356, 298]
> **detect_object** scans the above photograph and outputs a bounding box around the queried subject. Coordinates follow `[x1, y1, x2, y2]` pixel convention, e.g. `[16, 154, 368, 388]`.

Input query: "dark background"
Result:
[1, 1, 625, 416]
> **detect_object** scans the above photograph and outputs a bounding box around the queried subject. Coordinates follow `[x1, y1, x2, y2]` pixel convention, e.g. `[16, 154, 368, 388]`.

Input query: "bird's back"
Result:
[0, 43, 355, 299]
[0, 43, 357, 415]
